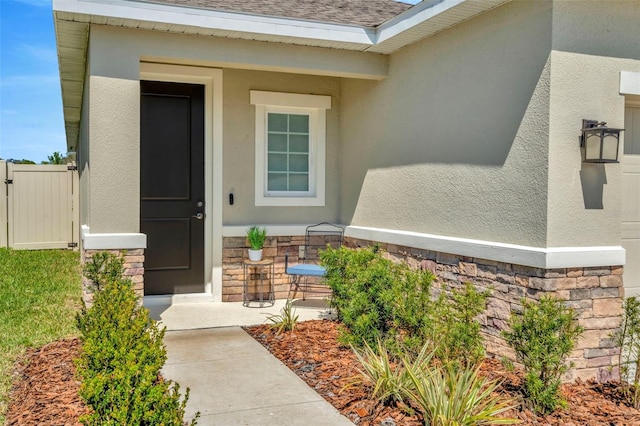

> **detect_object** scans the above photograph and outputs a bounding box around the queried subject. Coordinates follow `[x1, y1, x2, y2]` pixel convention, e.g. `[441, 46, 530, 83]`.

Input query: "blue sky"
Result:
[0, 0, 421, 163]
[1, 0, 65, 163]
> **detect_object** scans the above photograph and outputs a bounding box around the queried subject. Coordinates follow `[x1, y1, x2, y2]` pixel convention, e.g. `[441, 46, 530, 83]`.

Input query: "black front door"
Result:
[140, 81, 205, 295]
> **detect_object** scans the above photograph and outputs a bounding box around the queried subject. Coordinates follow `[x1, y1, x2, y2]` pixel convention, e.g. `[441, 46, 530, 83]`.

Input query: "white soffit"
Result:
[54, 17, 89, 151]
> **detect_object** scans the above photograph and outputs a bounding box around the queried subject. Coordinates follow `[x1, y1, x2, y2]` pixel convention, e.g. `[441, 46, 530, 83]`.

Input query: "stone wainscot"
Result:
[222, 235, 623, 382]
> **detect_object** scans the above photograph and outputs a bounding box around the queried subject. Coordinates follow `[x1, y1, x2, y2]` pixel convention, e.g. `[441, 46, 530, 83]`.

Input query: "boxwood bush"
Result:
[502, 296, 584, 414]
[76, 252, 197, 425]
[321, 245, 488, 367]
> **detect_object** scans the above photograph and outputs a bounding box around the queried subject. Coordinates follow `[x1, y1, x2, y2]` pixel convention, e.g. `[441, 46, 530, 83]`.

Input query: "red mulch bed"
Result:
[6, 321, 640, 425]
[6, 338, 87, 425]
[245, 319, 640, 426]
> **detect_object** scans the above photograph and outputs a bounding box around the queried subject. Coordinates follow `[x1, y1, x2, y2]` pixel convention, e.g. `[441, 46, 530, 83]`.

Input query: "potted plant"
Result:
[246, 225, 267, 261]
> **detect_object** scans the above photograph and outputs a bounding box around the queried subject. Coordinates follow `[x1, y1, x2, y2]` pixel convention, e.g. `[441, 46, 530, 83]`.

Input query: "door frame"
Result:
[140, 62, 223, 302]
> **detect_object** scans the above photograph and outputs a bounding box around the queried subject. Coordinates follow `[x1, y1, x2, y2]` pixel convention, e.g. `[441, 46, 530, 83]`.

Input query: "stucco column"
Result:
[87, 75, 140, 233]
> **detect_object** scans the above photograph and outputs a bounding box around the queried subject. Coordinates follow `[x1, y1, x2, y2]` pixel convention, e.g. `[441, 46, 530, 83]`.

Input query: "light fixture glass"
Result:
[580, 120, 623, 163]
[601, 132, 620, 161]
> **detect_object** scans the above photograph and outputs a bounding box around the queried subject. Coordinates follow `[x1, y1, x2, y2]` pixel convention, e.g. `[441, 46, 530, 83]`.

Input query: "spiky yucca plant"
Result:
[403, 361, 519, 426]
[352, 339, 432, 407]
[266, 299, 299, 335]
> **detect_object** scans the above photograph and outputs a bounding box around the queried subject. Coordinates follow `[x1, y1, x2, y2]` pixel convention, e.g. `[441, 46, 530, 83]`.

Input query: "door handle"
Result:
[192, 212, 205, 220]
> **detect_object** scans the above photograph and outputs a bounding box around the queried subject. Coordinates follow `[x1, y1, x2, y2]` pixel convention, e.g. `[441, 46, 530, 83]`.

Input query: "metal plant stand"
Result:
[243, 259, 275, 307]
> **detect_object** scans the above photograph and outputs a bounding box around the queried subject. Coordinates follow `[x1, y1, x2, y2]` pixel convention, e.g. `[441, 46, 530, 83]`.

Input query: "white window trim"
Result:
[251, 91, 331, 206]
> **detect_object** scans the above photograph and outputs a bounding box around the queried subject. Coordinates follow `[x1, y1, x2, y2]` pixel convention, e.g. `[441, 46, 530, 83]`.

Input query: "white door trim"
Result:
[140, 62, 223, 302]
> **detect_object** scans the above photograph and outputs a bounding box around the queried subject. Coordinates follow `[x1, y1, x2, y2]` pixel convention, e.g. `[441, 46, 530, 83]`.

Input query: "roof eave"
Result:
[367, 0, 513, 54]
[54, 0, 378, 51]
[53, 0, 514, 150]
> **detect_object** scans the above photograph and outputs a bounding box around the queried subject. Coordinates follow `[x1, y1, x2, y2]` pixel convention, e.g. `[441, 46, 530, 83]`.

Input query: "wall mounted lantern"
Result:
[580, 119, 624, 163]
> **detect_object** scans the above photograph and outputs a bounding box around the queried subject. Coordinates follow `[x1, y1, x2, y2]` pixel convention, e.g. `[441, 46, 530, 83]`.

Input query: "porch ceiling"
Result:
[53, 0, 512, 150]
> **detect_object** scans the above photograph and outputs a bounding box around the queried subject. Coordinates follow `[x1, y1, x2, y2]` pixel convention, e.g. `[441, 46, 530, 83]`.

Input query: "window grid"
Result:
[267, 113, 310, 192]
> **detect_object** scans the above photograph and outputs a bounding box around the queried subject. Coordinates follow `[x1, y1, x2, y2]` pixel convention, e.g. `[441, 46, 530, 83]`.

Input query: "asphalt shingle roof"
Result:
[140, 0, 413, 27]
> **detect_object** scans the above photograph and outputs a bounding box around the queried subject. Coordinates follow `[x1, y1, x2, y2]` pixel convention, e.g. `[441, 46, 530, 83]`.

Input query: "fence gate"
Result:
[1, 161, 79, 250]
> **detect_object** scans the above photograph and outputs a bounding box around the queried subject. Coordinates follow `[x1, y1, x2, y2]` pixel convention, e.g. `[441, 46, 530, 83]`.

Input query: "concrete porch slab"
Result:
[147, 298, 334, 331]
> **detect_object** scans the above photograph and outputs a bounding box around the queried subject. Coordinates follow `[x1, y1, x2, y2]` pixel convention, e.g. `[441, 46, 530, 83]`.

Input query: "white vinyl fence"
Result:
[0, 160, 79, 250]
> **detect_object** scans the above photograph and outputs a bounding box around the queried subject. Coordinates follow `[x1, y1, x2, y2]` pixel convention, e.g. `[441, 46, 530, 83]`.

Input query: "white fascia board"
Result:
[53, 0, 375, 47]
[53, 0, 512, 55]
[81, 225, 147, 250]
[620, 71, 640, 95]
[375, 0, 467, 45]
[345, 226, 626, 269]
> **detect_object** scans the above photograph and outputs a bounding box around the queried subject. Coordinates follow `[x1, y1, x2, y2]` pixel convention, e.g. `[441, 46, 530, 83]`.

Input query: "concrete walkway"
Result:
[153, 300, 352, 425]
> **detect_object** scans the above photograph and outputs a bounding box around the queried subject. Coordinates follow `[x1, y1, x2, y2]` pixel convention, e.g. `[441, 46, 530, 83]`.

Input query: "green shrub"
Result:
[502, 296, 584, 414]
[321, 246, 487, 368]
[612, 296, 640, 408]
[83, 250, 125, 290]
[76, 252, 197, 425]
[321, 246, 434, 351]
[429, 283, 489, 368]
[403, 359, 518, 426]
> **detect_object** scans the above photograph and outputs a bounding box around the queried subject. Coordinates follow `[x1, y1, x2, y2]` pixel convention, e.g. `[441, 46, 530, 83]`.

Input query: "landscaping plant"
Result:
[82, 250, 125, 290]
[321, 245, 434, 350]
[246, 225, 267, 250]
[76, 252, 198, 425]
[429, 282, 489, 368]
[502, 296, 584, 414]
[612, 296, 640, 408]
[351, 339, 432, 408]
[266, 299, 299, 335]
[352, 338, 517, 424]
[321, 246, 487, 368]
[403, 359, 518, 426]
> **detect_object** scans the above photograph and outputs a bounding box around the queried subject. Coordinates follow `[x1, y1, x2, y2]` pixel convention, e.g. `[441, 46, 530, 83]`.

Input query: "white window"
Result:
[251, 91, 331, 206]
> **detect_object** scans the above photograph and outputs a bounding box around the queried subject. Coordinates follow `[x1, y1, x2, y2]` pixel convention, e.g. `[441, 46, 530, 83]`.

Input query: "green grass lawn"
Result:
[0, 248, 81, 423]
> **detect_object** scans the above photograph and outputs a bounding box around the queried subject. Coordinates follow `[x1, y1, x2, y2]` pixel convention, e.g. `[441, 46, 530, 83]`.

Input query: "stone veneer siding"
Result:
[81, 248, 145, 306]
[223, 236, 307, 302]
[220, 234, 623, 382]
[344, 237, 623, 382]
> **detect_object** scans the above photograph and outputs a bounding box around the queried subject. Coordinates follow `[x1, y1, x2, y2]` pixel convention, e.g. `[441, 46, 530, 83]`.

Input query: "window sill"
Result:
[255, 195, 325, 207]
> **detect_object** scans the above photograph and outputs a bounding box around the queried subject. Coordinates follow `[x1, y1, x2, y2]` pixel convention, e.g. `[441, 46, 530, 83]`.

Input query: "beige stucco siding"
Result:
[87, 75, 140, 234]
[547, 52, 636, 247]
[83, 26, 142, 234]
[340, 0, 552, 247]
[82, 25, 385, 234]
[88, 25, 388, 81]
[222, 69, 341, 225]
[551, 0, 640, 61]
[546, 1, 640, 247]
